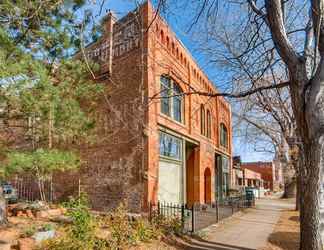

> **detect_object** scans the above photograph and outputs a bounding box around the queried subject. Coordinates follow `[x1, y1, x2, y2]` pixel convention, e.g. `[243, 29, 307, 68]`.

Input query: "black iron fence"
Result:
[149, 202, 194, 232]
[149, 195, 255, 233]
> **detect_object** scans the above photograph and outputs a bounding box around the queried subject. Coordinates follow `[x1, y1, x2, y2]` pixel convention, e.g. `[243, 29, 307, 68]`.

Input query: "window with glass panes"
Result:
[160, 76, 183, 123]
[220, 123, 228, 147]
[159, 132, 182, 160]
[207, 110, 211, 138]
[201, 105, 205, 135]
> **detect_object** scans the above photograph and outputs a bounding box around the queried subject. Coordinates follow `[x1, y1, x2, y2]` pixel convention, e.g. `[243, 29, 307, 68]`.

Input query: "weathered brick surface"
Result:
[2, 1, 233, 212]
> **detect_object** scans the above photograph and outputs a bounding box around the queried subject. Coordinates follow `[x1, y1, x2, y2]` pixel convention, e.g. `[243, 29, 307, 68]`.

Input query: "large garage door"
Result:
[158, 160, 182, 204]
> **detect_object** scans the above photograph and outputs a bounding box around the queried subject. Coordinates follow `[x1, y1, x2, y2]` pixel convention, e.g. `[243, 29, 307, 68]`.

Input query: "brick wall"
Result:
[3, 1, 233, 212]
[241, 162, 275, 190]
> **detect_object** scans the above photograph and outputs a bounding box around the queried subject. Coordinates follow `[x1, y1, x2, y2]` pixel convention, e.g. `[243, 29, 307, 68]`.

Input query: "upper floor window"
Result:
[201, 105, 205, 135]
[207, 110, 211, 138]
[160, 76, 184, 123]
[220, 123, 228, 147]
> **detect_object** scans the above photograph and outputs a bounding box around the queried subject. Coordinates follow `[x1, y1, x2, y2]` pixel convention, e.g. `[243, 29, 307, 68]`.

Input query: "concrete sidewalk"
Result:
[183, 197, 295, 250]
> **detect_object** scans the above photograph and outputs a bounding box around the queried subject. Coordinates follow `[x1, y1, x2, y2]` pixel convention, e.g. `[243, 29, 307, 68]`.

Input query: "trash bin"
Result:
[245, 188, 255, 207]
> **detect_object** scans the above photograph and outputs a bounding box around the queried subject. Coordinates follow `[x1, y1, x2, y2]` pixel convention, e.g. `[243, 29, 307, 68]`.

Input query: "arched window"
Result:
[201, 105, 205, 135]
[160, 75, 184, 123]
[173, 83, 183, 122]
[207, 110, 211, 138]
[220, 123, 228, 147]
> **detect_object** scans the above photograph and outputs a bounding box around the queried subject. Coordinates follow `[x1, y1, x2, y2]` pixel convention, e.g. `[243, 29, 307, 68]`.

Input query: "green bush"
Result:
[21, 225, 37, 238]
[102, 203, 158, 249]
[151, 214, 183, 236]
[40, 199, 176, 250]
[40, 194, 102, 250]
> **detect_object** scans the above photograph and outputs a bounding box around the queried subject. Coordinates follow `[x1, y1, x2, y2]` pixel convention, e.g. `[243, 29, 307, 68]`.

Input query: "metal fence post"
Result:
[216, 200, 219, 223]
[149, 202, 152, 221]
[191, 205, 195, 233]
[231, 199, 234, 215]
[158, 201, 160, 215]
[181, 204, 185, 231]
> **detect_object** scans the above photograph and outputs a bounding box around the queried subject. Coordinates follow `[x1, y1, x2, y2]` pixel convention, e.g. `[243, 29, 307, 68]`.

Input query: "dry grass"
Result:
[261, 210, 300, 250]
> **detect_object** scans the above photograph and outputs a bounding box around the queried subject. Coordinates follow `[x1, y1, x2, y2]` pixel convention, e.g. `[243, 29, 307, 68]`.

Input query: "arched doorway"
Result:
[204, 168, 212, 203]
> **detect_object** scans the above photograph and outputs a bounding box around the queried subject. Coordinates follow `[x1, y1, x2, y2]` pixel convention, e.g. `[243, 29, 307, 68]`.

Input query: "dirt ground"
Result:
[261, 209, 300, 250]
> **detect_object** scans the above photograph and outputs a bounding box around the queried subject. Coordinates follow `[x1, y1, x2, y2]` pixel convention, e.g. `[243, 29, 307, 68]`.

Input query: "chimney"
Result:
[103, 10, 117, 75]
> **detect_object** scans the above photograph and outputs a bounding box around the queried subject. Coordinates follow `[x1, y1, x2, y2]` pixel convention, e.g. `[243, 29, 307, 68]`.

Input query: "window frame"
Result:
[160, 75, 184, 124]
[220, 123, 228, 148]
[159, 131, 183, 161]
[201, 105, 205, 135]
[206, 109, 211, 138]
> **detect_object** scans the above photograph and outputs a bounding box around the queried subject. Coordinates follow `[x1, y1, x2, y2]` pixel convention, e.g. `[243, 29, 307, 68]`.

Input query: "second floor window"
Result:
[201, 105, 205, 135]
[160, 76, 183, 123]
[220, 123, 228, 147]
[207, 110, 211, 138]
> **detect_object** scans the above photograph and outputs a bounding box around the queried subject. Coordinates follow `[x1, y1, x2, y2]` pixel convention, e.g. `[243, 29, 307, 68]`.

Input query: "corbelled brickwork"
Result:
[57, 1, 233, 212]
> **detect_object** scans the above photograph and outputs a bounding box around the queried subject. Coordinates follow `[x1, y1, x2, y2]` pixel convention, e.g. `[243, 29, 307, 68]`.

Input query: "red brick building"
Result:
[241, 162, 283, 191]
[70, 1, 233, 212]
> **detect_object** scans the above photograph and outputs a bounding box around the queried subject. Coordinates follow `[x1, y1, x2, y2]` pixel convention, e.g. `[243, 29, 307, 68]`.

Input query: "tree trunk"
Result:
[296, 175, 300, 211]
[282, 159, 297, 199]
[283, 179, 296, 198]
[0, 187, 7, 226]
[299, 58, 324, 250]
[299, 143, 323, 250]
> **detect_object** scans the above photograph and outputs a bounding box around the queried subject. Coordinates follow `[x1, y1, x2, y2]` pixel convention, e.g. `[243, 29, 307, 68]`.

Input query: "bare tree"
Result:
[234, 85, 298, 202]
[157, 0, 324, 248]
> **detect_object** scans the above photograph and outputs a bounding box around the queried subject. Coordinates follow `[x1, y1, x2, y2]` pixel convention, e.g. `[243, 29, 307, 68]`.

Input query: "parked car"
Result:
[1, 182, 18, 203]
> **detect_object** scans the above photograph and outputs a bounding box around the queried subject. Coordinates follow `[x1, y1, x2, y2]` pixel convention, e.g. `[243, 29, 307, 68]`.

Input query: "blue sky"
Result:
[84, 0, 274, 163]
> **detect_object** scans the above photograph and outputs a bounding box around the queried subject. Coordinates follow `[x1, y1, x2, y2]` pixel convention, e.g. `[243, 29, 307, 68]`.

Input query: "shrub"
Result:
[40, 194, 103, 250]
[151, 214, 183, 236]
[21, 225, 37, 238]
[40, 199, 174, 250]
[63, 194, 96, 243]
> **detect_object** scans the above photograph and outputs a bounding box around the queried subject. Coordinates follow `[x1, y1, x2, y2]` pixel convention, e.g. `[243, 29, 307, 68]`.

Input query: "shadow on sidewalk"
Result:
[165, 235, 256, 250]
[266, 231, 299, 250]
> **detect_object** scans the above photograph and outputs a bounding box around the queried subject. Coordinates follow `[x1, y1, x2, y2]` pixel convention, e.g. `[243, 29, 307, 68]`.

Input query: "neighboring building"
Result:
[241, 162, 283, 191]
[232, 156, 244, 189]
[242, 168, 262, 188]
[232, 156, 263, 190]
[67, 1, 233, 212]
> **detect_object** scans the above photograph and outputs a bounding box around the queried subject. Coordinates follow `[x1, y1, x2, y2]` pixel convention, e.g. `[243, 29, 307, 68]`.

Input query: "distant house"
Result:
[232, 156, 263, 190]
[241, 162, 283, 191]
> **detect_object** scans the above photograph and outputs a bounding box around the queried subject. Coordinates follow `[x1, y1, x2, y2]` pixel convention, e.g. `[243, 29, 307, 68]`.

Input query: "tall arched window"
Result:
[207, 110, 211, 138]
[160, 75, 184, 123]
[220, 123, 228, 147]
[201, 105, 205, 135]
